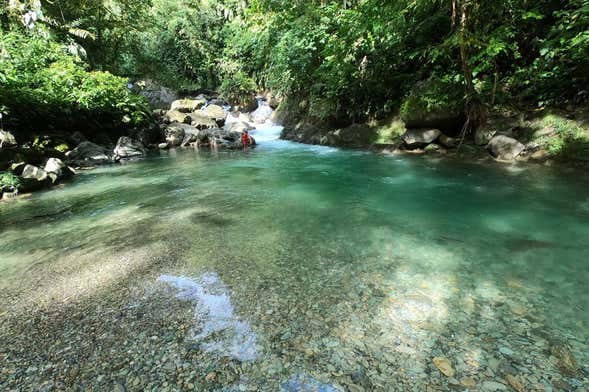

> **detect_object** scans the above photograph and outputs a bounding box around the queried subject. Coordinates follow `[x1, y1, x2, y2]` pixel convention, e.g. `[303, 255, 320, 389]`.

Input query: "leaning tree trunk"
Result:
[453, 0, 486, 139]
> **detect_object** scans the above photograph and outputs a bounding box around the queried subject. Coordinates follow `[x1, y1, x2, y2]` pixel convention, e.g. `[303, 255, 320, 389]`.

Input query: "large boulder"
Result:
[194, 128, 254, 149]
[400, 78, 465, 134]
[44, 158, 74, 183]
[22, 164, 48, 181]
[250, 102, 274, 124]
[188, 112, 218, 129]
[165, 124, 186, 147]
[114, 137, 147, 158]
[402, 129, 442, 149]
[171, 98, 206, 113]
[20, 164, 50, 192]
[210, 129, 243, 149]
[438, 134, 459, 148]
[0, 130, 17, 148]
[224, 121, 254, 134]
[195, 105, 228, 127]
[487, 135, 525, 161]
[66, 141, 115, 166]
[176, 124, 202, 147]
[164, 110, 191, 124]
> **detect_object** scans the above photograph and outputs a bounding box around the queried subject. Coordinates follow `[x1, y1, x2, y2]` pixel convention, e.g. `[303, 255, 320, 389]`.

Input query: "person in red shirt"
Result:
[241, 130, 250, 151]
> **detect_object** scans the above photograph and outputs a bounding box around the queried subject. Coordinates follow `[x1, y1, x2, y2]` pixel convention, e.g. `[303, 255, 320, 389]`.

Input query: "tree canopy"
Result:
[1, 0, 588, 136]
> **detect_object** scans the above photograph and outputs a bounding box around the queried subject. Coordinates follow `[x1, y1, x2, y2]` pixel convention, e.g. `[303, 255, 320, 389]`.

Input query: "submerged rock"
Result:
[158, 273, 258, 362]
[114, 137, 146, 158]
[551, 344, 579, 375]
[487, 135, 525, 161]
[433, 357, 455, 377]
[281, 373, 342, 392]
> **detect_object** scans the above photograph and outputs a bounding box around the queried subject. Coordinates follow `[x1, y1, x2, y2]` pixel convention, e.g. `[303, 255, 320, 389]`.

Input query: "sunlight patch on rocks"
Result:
[158, 273, 258, 362]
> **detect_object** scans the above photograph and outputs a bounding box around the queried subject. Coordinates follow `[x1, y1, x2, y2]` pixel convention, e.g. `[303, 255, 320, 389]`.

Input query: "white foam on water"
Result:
[158, 273, 258, 361]
[251, 122, 284, 142]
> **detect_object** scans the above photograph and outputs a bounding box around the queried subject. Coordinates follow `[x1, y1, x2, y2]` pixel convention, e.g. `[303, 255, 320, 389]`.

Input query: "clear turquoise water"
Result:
[1, 131, 588, 390]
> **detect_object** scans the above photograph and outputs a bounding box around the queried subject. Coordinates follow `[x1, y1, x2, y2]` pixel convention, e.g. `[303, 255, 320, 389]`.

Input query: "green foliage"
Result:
[219, 72, 257, 105]
[400, 78, 465, 123]
[0, 31, 151, 138]
[0, 172, 22, 192]
[534, 114, 589, 160]
[372, 117, 407, 145]
[2, 0, 589, 143]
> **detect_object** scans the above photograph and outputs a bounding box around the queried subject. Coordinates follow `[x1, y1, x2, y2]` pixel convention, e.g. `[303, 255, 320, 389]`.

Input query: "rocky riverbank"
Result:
[0, 94, 275, 201]
[278, 99, 589, 167]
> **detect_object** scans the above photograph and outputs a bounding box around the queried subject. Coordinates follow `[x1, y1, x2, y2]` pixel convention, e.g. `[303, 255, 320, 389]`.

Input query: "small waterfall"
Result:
[225, 99, 284, 143]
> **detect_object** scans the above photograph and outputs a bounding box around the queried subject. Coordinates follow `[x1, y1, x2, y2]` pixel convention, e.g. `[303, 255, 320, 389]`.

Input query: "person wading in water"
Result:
[241, 130, 250, 151]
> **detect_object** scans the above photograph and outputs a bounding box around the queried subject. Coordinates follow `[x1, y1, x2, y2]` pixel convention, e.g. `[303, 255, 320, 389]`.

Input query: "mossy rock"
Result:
[401, 78, 465, 135]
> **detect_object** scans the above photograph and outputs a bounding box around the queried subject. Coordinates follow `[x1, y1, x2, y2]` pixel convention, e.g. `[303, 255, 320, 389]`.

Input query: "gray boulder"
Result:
[165, 124, 186, 147]
[438, 134, 459, 148]
[44, 158, 74, 183]
[194, 105, 227, 127]
[22, 164, 48, 181]
[195, 128, 255, 149]
[224, 121, 254, 134]
[66, 141, 114, 165]
[171, 98, 206, 113]
[20, 164, 49, 192]
[164, 110, 191, 124]
[0, 130, 17, 148]
[114, 137, 147, 158]
[188, 112, 218, 129]
[211, 129, 243, 149]
[178, 124, 202, 147]
[402, 129, 442, 149]
[487, 135, 525, 161]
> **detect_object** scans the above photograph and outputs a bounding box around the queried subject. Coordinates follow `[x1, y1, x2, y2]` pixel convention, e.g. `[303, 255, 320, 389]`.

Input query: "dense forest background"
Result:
[1, 0, 588, 137]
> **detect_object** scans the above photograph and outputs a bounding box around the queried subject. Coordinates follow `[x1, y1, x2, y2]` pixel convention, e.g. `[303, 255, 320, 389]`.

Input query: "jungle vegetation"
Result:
[1, 0, 588, 137]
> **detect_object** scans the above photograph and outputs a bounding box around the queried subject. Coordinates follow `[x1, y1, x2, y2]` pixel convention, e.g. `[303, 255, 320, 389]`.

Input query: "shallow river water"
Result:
[1, 126, 588, 391]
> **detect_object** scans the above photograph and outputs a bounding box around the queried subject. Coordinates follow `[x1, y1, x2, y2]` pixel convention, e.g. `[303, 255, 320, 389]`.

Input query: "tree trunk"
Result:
[455, 0, 486, 136]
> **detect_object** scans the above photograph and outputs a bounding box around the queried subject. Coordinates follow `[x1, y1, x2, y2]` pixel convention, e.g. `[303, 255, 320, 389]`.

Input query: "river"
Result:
[1, 125, 588, 390]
